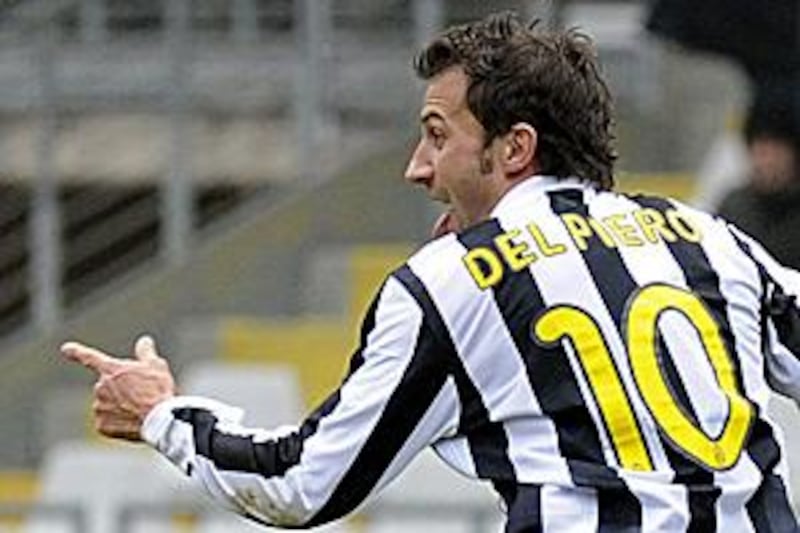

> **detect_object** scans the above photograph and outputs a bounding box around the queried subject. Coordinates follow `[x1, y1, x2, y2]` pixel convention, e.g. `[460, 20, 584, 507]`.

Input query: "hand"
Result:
[61, 335, 176, 442]
[430, 209, 462, 239]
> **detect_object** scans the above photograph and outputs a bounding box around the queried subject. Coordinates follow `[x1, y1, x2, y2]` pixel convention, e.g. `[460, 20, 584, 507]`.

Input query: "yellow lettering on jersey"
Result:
[463, 247, 504, 290]
[603, 214, 644, 247]
[534, 307, 653, 471]
[527, 223, 567, 257]
[666, 210, 702, 243]
[560, 214, 593, 251]
[627, 284, 753, 469]
[632, 208, 678, 244]
[587, 218, 617, 248]
[495, 230, 536, 271]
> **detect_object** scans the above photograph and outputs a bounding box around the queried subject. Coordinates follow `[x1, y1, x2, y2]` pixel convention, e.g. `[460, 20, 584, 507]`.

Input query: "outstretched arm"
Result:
[62, 276, 460, 528]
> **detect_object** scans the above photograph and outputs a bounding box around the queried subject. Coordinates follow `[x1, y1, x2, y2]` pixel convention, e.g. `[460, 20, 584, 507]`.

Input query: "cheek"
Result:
[436, 142, 482, 173]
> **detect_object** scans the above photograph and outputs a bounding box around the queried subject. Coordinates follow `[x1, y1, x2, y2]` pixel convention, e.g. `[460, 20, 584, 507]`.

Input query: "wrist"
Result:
[141, 396, 246, 449]
[141, 396, 181, 447]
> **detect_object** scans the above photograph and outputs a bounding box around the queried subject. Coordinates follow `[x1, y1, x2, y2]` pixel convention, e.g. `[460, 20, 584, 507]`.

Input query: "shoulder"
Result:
[404, 219, 502, 270]
[625, 192, 724, 228]
[392, 232, 467, 292]
[390, 220, 502, 306]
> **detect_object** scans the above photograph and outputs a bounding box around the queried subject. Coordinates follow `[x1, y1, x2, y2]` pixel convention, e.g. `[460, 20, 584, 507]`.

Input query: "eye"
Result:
[427, 127, 445, 149]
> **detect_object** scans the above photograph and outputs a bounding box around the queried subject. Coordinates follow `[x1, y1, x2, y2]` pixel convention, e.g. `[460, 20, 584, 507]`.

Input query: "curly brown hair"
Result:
[414, 11, 618, 190]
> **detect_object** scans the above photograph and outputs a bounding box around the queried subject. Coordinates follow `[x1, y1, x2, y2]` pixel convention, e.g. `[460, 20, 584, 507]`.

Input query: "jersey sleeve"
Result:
[141, 275, 461, 528]
[730, 225, 800, 403]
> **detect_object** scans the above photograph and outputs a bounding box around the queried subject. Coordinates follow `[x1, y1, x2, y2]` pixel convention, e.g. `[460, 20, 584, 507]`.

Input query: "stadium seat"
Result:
[180, 361, 305, 428]
[26, 440, 198, 533]
[364, 448, 503, 533]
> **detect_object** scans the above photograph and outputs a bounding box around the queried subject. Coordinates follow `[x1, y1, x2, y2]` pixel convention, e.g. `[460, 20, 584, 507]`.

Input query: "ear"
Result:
[501, 123, 538, 177]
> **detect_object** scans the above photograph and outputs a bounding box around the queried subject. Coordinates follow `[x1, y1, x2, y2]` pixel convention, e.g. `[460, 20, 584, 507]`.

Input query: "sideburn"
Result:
[480, 150, 493, 174]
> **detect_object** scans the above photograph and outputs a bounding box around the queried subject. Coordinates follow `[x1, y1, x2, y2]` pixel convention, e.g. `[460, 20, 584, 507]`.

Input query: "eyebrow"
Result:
[420, 110, 445, 124]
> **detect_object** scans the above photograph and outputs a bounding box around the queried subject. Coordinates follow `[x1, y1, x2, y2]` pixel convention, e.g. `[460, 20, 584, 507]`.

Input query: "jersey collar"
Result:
[490, 175, 591, 217]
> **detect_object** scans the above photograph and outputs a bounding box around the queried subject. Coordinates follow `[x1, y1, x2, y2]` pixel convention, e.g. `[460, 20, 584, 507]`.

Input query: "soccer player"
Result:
[63, 12, 800, 532]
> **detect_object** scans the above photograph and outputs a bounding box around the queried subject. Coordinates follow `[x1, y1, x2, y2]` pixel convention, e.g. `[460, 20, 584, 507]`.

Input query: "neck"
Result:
[458, 173, 536, 228]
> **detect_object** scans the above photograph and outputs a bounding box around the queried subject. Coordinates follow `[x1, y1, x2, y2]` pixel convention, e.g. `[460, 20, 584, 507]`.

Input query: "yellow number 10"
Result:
[533, 284, 753, 471]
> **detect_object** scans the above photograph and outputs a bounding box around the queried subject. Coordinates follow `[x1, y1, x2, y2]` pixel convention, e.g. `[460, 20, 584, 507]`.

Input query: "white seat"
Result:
[376, 448, 498, 506]
[27, 440, 198, 533]
[180, 362, 305, 428]
[365, 448, 503, 533]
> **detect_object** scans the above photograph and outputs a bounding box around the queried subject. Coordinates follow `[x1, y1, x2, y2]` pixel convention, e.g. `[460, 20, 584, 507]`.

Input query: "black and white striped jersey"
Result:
[143, 176, 800, 532]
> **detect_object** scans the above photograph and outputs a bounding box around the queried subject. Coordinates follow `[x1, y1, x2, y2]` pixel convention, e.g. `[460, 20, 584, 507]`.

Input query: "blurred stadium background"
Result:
[0, 0, 797, 531]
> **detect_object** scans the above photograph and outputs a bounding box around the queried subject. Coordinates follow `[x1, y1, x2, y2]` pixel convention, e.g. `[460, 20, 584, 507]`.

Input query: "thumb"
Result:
[134, 335, 160, 362]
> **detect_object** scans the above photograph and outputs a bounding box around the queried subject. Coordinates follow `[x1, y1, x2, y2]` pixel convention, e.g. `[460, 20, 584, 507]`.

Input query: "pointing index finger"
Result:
[60, 341, 122, 375]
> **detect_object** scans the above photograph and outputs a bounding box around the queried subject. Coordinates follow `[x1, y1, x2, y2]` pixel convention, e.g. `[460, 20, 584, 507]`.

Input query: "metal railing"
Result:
[0, 0, 459, 338]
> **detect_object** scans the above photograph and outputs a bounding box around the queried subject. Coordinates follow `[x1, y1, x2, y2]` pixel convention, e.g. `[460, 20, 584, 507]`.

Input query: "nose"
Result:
[404, 141, 434, 185]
